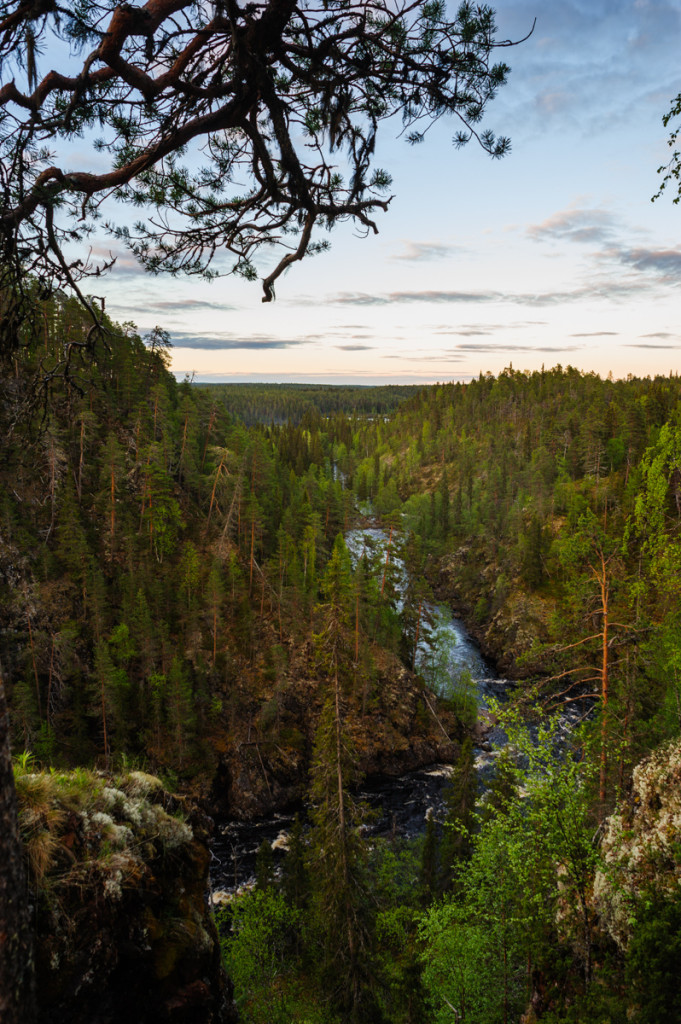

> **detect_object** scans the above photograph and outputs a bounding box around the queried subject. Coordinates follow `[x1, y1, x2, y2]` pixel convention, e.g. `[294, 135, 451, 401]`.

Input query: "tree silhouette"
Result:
[0, 0, 525, 349]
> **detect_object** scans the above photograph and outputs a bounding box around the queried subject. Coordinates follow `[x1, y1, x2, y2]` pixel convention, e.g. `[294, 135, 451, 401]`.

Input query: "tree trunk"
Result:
[595, 553, 609, 813]
[380, 525, 393, 596]
[0, 676, 36, 1023]
[412, 599, 423, 671]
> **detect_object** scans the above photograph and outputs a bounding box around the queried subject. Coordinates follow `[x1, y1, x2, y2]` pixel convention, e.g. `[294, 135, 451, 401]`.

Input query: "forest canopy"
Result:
[4, 301, 681, 1022]
[0, 0, 521, 348]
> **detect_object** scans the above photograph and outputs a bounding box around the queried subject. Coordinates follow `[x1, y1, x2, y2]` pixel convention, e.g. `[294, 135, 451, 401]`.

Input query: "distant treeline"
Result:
[194, 382, 421, 425]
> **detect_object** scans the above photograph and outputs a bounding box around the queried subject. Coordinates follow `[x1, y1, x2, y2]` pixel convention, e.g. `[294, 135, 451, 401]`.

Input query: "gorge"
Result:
[2, 311, 681, 1023]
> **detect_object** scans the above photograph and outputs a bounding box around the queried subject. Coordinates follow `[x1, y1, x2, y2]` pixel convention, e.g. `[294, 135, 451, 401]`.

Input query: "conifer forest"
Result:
[1, 1, 681, 1023]
[2, 292, 681, 1023]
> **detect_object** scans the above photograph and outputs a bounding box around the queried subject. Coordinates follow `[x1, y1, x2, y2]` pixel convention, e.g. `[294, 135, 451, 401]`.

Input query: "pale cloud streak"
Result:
[110, 298, 236, 314]
[528, 206, 617, 245]
[324, 279, 652, 308]
[451, 342, 583, 353]
[625, 342, 680, 349]
[391, 240, 464, 261]
[169, 331, 311, 350]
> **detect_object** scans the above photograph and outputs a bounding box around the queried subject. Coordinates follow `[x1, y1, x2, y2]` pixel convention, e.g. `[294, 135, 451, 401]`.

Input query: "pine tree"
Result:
[439, 465, 450, 540]
[282, 814, 309, 910]
[420, 812, 439, 902]
[440, 737, 477, 891]
[308, 695, 372, 1020]
[308, 534, 373, 1019]
[255, 839, 275, 892]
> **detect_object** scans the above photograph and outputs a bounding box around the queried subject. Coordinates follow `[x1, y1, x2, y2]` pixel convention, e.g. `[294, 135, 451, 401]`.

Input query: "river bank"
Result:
[431, 542, 554, 677]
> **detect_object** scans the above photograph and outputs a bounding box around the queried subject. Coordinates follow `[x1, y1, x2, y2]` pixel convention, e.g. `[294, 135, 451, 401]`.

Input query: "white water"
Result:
[345, 524, 515, 762]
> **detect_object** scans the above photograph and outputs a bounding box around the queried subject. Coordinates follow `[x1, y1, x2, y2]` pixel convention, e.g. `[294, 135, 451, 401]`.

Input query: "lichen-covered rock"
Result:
[14, 763, 235, 1024]
[593, 738, 681, 948]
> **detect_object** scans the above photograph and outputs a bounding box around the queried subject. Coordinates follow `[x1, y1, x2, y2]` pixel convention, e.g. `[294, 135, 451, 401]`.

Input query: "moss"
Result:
[12, 758, 226, 1022]
[120, 770, 165, 799]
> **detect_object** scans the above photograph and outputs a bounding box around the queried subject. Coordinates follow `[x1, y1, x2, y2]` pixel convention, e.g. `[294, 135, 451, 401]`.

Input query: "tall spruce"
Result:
[308, 534, 373, 1019]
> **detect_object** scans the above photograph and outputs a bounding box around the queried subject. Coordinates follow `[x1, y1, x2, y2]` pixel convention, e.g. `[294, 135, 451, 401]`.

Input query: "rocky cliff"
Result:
[594, 737, 681, 949]
[433, 544, 553, 677]
[208, 642, 461, 820]
[14, 762, 234, 1024]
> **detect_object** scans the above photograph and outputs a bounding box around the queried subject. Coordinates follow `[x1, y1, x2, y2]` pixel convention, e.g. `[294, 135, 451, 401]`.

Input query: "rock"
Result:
[209, 652, 462, 821]
[14, 766, 235, 1024]
[593, 738, 681, 948]
[433, 545, 551, 677]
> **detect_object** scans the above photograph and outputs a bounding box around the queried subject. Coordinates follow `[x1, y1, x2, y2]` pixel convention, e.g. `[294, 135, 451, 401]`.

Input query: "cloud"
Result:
[383, 353, 467, 362]
[640, 331, 677, 338]
[434, 321, 549, 334]
[616, 247, 681, 279]
[437, 329, 494, 336]
[384, 339, 582, 358]
[168, 331, 310, 350]
[335, 344, 374, 351]
[493, 0, 681, 136]
[570, 331, 619, 337]
[391, 241, 464, 261]
[528, 206, 617, 245]
[625, 342, 680, 349]
[153, 299, 234, 312]
[111, 298, 236, 314]
[325, 280, 651, 308]
[451, 343, 582, 353]
[331, 290, 499, 306]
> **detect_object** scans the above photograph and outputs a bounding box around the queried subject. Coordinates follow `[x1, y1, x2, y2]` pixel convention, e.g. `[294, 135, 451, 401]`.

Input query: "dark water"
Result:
[209, 594, 510, 900]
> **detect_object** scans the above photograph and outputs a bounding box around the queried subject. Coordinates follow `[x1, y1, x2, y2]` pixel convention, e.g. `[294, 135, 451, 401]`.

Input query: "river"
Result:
[209, 526, 514, 900]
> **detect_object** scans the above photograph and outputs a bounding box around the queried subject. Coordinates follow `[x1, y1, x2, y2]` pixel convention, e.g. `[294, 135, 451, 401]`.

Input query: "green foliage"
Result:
[633, 422, 681, 599]
[221, 889, 306, 1024]
[444, 668, 478, 728]
[6, 301, 681, 1023]
[422, 901, 524, 1024]
[421, 711, 599, 1022]
[626, 890, 681, 1024]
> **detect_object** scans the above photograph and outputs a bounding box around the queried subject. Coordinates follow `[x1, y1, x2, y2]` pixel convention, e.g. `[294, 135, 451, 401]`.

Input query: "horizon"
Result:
[31, 0, 681, 382]
[128, 0, 681, 384]
[176, 363, 681, 387]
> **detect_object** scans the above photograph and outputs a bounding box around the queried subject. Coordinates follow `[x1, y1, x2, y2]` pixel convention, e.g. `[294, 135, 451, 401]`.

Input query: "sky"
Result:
[76, 2, 681, 383]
